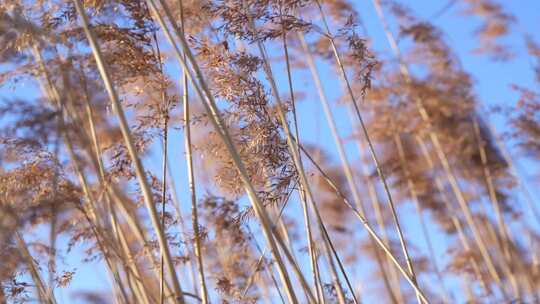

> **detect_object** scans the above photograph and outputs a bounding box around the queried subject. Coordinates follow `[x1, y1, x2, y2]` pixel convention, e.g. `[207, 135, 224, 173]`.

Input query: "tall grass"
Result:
[1, 0, 539, 303]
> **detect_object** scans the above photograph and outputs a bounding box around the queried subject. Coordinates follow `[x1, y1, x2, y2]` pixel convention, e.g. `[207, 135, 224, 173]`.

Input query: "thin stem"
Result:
[481, 110, 540, 227]
[370, 0, 507, 298]
[471, 116, 525, 299]
[243, 5, 359, 301]
[144, 1, 300, 301]
[153, 31, 169, 304]
[393, 133, 450, 303]
[166, 161, 199, 295]
[346, 107, 404, 304]
[30, 44, 133, 303]
[297, 144, 430, 303]
[242, 183, 296, 298]
[314, 3, 420, 301]
[280, 7, 324, 302]
[415, 136, 493, 298]
[72, 1, 185, 301]
[15, 232, 56, 304]
[299, 31, 402, 303]
[178, 1, 209, 301]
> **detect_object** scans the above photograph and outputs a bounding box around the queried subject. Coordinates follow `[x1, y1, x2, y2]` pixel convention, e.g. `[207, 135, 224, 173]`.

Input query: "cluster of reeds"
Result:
[0, 0, 539, 303]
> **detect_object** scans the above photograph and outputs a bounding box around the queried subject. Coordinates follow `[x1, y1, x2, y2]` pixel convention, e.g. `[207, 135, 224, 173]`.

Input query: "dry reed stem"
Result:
[72, 1, 186, 301]
[392, 133, 450, 303]
[297, 144, 430, 303]
[346, 105, 405, 304]
[15, 232, 56, 304]
[144, 0, 302, 301]
[314, 4, 422, 302]
[371, 0, 508, 298]
[245, 7, 359, 301]
[281, 10, 325, 302]
[299, 31, 401, 304]
[31, 44, 137, 303]
[415, 136, 494, 296]
[177, 1, 209, 301]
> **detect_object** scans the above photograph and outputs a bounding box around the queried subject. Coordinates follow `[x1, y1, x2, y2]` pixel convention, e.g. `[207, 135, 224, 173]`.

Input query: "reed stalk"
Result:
[144, 0, 303, 301]
[72, 1, 185, 301]
[370, 0, 508, 298]
[313, 4, 421, 301]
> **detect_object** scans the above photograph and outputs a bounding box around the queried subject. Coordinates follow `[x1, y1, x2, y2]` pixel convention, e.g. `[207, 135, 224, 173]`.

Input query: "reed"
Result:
[2, 1, 539, 303]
